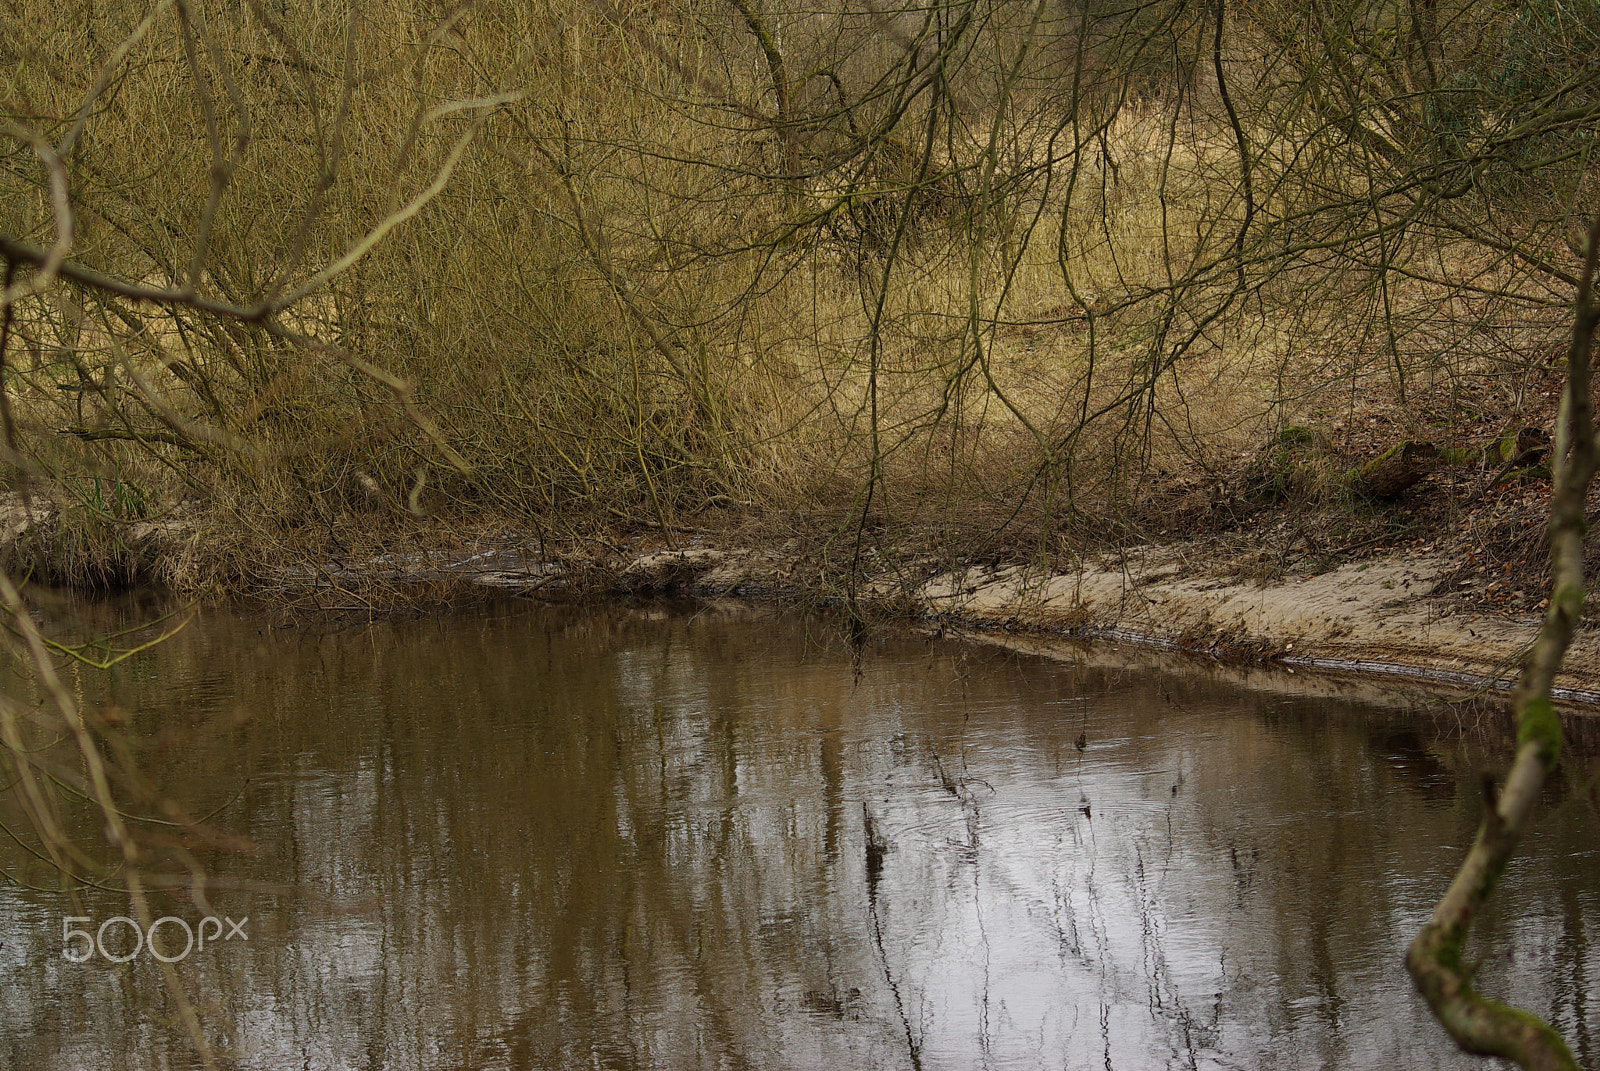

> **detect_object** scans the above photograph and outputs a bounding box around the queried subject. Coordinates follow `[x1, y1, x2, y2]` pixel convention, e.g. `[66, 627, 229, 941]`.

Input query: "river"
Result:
[2, 599, 1596, 1069]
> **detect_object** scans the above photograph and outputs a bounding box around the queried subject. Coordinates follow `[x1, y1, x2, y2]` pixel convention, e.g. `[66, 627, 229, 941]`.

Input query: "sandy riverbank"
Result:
[594, 540, 1600, 707]
[4, 492, 1592, 707]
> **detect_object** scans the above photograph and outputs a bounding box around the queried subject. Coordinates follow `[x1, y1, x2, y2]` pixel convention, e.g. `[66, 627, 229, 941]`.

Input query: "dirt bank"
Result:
[583, 540, 1596, 707]
[4, 493, 1593, 707]
[367, 527, 1582, 707]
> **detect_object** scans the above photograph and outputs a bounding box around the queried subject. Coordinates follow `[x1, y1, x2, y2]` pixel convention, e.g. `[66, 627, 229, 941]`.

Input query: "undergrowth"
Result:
[0, 0, 1590, 601]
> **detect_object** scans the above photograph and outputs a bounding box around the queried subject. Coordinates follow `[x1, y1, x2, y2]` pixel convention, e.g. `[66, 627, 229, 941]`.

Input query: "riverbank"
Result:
[601, 538, 1600, 707]
[216, 517, 1600, 708]
[3, 478, 1593, 706]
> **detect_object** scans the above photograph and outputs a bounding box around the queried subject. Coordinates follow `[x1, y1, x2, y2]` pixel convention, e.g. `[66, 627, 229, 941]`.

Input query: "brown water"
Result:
[2, 600, 1598, 1070]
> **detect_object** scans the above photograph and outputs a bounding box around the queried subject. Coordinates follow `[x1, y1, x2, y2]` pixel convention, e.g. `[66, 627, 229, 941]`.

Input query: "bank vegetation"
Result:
[0, 0, 1588, 595]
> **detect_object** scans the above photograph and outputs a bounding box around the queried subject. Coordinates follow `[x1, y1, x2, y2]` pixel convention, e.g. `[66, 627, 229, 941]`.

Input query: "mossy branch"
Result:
[1405, 210, 1600, 1071]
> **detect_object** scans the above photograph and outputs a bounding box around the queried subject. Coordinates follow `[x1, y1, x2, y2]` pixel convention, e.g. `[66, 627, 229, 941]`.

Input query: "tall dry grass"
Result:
[0, 0, 1587, 591]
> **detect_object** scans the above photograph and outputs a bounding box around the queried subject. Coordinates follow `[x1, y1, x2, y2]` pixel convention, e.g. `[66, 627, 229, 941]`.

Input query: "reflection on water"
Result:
[2, 600, 1598, 1070]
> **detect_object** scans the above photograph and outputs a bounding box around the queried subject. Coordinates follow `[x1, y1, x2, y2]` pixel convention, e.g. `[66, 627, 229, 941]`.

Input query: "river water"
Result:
[1, 599, 1597, 1070]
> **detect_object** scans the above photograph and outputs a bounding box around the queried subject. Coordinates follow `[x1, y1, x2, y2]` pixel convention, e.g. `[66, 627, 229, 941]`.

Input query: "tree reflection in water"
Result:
[1, 601, 1597, 1070]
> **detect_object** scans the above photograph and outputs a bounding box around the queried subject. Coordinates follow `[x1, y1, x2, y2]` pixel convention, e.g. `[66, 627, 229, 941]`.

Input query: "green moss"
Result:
[1241, 427, 1334, 505]
[1273, 426, 1316, 446]
[1486, 999, 1582, 1067]
[1518, 697, 1563, 767]
[1433, 930, 1468, 975]
[1360, 441, 1406, 468]
[1554, 582, 1585, 619]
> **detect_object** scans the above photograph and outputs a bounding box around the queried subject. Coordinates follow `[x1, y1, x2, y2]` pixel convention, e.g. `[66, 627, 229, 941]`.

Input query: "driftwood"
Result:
[1346, 439, 1445, 499]
[1344, 428, 1551, 500]
[1241, 425, 1552, 504]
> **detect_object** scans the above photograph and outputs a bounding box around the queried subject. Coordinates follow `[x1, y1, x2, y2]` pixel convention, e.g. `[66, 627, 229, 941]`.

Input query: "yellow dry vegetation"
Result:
[0, 0, 1588, 587]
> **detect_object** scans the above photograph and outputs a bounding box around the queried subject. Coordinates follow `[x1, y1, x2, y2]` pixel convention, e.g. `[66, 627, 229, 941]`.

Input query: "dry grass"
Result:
[0, 0, 1587, 597]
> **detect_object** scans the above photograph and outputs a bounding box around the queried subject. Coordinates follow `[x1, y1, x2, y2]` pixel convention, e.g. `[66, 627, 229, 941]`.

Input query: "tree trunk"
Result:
[1405, 211, 1600, 1071]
